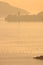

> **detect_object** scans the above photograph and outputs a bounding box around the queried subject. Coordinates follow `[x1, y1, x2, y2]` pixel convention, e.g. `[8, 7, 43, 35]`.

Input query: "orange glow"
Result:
[0, 0, 43, 14]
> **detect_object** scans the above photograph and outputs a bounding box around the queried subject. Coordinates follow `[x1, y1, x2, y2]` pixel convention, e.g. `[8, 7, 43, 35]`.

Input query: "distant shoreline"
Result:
[5, 11, 43, 22]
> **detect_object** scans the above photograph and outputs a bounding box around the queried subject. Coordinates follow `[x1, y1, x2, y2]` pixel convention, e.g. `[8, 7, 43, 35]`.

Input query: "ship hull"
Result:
[33, 56, 43, 60]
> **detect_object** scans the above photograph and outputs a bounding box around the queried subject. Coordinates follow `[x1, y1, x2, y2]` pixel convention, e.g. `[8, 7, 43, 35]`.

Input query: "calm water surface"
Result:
[0, 20, 43, 65]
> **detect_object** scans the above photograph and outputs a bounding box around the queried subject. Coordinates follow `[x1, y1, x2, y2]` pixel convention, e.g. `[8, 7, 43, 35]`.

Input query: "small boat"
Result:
[33, 56, 43, 60]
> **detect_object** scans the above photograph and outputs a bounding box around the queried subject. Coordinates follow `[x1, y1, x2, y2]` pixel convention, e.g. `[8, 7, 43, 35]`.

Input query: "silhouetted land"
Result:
[0, 2, 43, 22]
[0, 2, 29, 17]
[5, 11, 43, 22]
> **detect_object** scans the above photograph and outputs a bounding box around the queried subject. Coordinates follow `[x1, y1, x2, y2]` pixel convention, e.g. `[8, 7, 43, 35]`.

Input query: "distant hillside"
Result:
[0, 2, 29, 17]
[5, 11, 43, 22]
[37, 11, 43, 16]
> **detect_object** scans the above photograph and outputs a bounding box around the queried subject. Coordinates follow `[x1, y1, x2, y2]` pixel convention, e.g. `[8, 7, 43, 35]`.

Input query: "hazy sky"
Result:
[0, 0, 43, 14]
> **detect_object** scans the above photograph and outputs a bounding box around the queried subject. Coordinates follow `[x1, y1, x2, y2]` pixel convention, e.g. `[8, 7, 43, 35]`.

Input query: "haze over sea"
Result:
[0, 20, 43, 65]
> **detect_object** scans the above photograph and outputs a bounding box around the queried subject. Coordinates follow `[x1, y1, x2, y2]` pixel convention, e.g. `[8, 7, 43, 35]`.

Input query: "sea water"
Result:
[0, 20, 43, 65]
